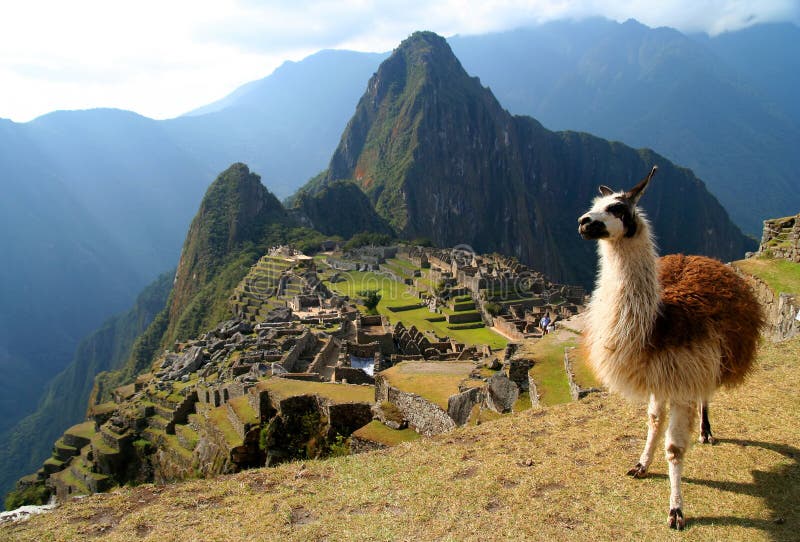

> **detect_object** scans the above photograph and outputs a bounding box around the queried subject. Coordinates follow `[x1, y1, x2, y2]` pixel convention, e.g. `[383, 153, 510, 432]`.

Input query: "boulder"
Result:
[447, 387, 482, 425]
[485, 373, 519, 413]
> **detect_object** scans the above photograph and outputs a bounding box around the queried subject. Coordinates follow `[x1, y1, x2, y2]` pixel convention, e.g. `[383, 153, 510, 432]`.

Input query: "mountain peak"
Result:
[168, 163, 291, 340]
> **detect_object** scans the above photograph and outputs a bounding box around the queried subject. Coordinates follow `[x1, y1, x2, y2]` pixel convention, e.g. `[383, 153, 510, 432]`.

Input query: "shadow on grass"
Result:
[684, 439, 799, 540]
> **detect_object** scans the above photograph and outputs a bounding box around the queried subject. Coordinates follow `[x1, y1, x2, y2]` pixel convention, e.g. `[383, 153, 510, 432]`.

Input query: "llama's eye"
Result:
[606, 204, 627, 217]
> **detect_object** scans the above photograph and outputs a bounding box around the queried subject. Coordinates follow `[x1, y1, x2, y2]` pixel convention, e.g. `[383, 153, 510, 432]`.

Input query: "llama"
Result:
[577, 165, 763, 530]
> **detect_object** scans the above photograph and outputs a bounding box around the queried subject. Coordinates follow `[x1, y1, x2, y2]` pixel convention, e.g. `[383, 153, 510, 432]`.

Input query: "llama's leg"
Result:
[698, 402, 715, 444]
[627, 394, 665, 478]
[665, 401, 697, 530]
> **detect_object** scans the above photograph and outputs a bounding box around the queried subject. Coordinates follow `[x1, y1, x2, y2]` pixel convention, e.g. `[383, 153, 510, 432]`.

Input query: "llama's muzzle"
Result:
[578, 215, 608, 239]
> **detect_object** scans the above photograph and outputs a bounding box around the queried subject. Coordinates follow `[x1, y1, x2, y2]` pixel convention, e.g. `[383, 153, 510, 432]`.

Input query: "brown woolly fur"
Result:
[653, 254, 763, 388]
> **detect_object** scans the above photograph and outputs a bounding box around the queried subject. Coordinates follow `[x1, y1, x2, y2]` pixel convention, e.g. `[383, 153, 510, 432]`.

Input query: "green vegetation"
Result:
[734, 257, 800, 294]
[65, 421, 96, 441]
[0, 271, 171, 500]
[512, 392, 532, 413]
[5, 482, 50, 510]
[351, 420, 421, 446]
[228, 396, 259, 426]
[13, 336, 800, 541]
[357, 289, 382, 312]
[484, 302, 501, 316]
[447, 322, 485, 330]
[522, 335, 574, 406]
[325, 270, 507, 350]
[208, 406, 242, 448]
[343, 232, 395, 251]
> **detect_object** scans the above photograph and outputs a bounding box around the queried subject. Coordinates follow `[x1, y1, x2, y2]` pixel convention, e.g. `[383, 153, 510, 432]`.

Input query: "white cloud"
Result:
[0, 0, 797, 122]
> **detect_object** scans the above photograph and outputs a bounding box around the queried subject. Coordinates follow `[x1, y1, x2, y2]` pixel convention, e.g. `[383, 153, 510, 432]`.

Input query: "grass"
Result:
[8, 336, 800, 541]
[520, 334, 574, 406]
[228, 396, 259, 425]
[256, 379, 375, 405]
[513, 392, 532, 412]
[207, 406, 242, 447]
[379, 361, 474, 409]
[64, 421, 96, 440]
[351, 420, 421, 446]
[325, 270, 508, 350]
[734, 257, 800, 295]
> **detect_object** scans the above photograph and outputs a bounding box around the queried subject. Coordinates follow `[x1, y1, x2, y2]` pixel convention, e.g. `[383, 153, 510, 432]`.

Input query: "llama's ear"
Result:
[598, 185, 614, 197]
[624, 165, 658, 204]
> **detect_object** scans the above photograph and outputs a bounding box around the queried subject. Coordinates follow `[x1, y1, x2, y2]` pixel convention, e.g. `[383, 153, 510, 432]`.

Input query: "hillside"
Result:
[0, 272, 172, 500]
[6, 334, 798, 541]
[311, 31, 753, 286]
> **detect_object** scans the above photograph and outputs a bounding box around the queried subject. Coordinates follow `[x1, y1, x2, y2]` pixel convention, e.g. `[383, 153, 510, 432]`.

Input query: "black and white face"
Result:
[578, 192, 638, 241]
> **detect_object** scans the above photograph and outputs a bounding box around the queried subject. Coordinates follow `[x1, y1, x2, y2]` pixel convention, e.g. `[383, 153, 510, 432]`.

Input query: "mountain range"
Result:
[1, 18, 796, 497]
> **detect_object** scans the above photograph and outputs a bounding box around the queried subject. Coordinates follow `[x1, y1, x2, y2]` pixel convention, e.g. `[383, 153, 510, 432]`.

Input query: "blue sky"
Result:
[1, 0, 798, 123]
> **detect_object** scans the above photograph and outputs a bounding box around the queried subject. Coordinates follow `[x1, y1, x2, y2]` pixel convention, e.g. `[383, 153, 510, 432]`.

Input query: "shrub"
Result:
[358, 289, 382, 312]
[5, 483, 51, 510]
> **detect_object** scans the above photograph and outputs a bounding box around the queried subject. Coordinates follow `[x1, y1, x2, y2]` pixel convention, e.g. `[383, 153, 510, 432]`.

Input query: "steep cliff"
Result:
[316, 31, 753, 285]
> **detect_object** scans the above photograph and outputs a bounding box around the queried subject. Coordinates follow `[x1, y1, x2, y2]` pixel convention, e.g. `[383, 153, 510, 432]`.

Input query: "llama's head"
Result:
[578, 166, 658, 241]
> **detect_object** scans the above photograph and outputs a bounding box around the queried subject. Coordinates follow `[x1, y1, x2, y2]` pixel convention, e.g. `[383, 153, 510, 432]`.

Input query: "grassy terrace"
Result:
[734, 257, 800, 295]
[379, 361, 474, 409]
[228, 395, 259, 425]
[65, 421, 96, 440]
[520, 333, 575, 406]
[256, 379, 375, 405]
[207, 406, 242, 447]
[351, 420, 421, 446]
[325, 270, 507, 350]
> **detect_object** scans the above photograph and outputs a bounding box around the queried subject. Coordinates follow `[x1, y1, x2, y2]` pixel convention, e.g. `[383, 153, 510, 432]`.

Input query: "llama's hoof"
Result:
[626, 463, 648, 478]
[699, 433, 716, 445]
[668, 508, 685, 530]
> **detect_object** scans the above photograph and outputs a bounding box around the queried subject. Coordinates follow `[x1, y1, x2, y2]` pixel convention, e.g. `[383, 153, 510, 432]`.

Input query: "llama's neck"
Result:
[589, 218, 660, 354]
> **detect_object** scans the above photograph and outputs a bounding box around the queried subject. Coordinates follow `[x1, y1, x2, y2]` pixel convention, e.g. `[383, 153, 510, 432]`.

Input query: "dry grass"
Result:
[256, 379, 375, 405]
[380, 361, 475, 409]
[7, 337, 800, 542]
[351, 420, 421, 446]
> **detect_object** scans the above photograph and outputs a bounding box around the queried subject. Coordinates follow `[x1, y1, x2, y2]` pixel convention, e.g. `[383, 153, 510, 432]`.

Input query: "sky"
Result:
[1, 0, 798, 123]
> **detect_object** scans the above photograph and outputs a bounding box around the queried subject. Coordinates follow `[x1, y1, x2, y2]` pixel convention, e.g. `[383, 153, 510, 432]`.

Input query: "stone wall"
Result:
[308, 336, 339, 374]
[281, 329, 316, 372]
[375, 375, 456, 436]
[740, 272, 799, 342]
[758, 214, 800, 262]
[563, 348, 602, 401]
